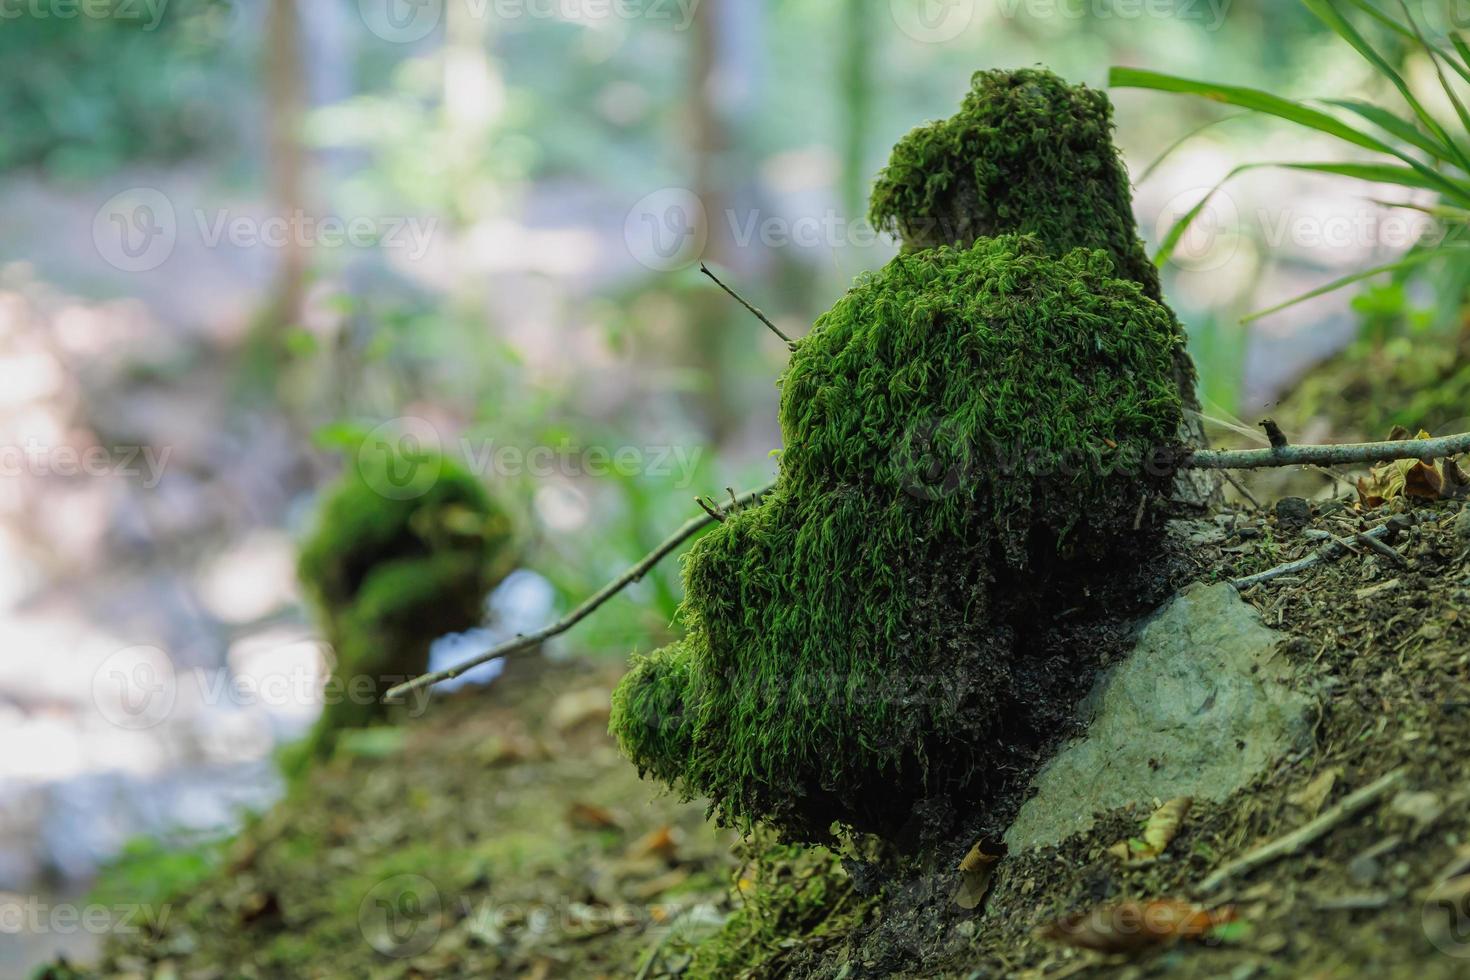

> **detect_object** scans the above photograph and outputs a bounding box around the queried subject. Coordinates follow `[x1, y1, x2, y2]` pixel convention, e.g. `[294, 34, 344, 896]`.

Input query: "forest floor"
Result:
[28, 332, 1470, 980]
[43, 489, 1470, 979]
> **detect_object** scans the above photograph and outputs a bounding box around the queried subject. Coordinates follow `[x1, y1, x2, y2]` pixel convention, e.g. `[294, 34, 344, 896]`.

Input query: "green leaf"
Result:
[1398, 1, 1470, 148]
[1242, 249, 1456, 323]
[1109, 67, 1399, 155]
[1111, 68, 1470, 205]
[1153, 160, 1468, 267]
[1135, 113, 1245, 185]
[1322, 98, 1453, 163]
[1302, 0, 1470, 172]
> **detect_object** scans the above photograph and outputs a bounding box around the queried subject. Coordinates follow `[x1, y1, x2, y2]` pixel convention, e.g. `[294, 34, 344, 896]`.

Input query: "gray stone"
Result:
[1005, 582, 1313, 852]
[1454, 505, 1470, 543]
[1275, 496, 1312, 533]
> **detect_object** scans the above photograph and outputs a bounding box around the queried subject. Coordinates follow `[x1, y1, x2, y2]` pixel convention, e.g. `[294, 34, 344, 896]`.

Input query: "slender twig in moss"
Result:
[382, 481, 776, 702]
[699, 263, 796, 347]
[1183, 431, 1470, 470]
[696, 496, 727, 523]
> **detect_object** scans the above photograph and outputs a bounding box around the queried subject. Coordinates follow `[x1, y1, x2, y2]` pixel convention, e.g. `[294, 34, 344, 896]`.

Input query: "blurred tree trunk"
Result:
[840, 0, 874, 222]
[688, 0, 734, 444]
[264, 0, 308, 345]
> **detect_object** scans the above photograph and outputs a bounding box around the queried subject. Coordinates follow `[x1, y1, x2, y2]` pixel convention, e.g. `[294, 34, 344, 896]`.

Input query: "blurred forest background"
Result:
[3, 0, 1465, 971]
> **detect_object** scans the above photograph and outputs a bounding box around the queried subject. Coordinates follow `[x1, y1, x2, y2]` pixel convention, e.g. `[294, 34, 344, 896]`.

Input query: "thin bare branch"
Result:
[1183, 431, 1470, 471]
[383, 480, 776, 703]
[699, 263, 796, 346]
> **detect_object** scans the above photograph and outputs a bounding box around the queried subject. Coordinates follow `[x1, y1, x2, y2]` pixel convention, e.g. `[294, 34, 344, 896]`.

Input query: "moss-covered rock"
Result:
[612, 236, 1184, 841]
[872, 67, 1215, 504]
[288, 447, 517, 774]
[870, 68, 1160, 301]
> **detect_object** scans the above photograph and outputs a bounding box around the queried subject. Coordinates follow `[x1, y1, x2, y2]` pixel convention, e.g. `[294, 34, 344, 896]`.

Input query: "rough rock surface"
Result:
[1005, 581, 1313, 851]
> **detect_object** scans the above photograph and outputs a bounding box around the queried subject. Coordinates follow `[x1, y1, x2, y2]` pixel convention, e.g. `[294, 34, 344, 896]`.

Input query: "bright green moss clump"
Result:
[612, 236, 1184, 840]
[289, 448, 517, 773]
[870, 68, 1161, 301]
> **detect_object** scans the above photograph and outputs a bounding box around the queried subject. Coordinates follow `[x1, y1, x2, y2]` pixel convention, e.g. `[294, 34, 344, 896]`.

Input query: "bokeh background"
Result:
[2, 0, 1459, 971]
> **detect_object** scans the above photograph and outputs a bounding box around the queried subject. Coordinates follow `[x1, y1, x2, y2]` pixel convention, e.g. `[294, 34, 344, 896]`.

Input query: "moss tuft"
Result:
[870, 67, 1160, 300]
[612, 235, 1183, 840]
[289, 447, 517, 772]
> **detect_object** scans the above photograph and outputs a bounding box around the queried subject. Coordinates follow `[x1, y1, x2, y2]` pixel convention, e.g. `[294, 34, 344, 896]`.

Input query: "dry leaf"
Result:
[624, 825, 680, 862]
[954, 841, 1002, 910]
[1036, 900, 1236, 954]
[1356, 429, 1468, 509]
[566, 802, 620, 830]
[1108, 797, 1191, 865]
[1287, 768, 1340, 819]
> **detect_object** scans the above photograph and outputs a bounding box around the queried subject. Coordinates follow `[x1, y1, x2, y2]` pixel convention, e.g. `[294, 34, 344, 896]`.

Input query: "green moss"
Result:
[289, 447, 517, 772]
[612, 236, 1183, 840]
[682, 833, 873, 979]
[870, 68, 1160, 301]
[609, 642, 695, 785]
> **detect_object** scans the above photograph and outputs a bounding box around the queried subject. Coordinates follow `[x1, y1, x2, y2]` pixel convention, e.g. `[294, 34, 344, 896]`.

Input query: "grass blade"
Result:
[1323, 98, 1454, 163]
[1111, 67, 1470, 204]
[1303, 0, 1470, 171]
[1135, 113, 1244, 185]
[1242, 249, 1454, 322]
[1110, 67, 1399, 154]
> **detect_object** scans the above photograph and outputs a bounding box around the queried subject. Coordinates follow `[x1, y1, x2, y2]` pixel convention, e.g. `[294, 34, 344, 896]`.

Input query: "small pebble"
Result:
[1275, 496, 1312, 532]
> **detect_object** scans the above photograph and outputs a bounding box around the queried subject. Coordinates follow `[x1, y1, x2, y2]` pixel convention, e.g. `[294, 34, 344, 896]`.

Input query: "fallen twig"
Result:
[1355, 531, 1409, 567]
[1196, 768, 1407, 894]
[1220, 470, 1262, 510]
[1231, 514, 1416, 590]
[699, 263, 796, 347]
[1183, 431, 1470, 471]
[383, 480, 776, 702]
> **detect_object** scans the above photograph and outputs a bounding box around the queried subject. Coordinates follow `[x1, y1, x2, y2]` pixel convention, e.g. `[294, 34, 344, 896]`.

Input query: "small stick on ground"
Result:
[383, 480, 776, 702]
[1231, 514, 1416, 590]
[1196, 768, 1407, 894]
[1220, 470, 1262, 510]
[1183, 431, 1470, 471]
[699, 262, 796, 348]
[1355, 531, 1409, 567]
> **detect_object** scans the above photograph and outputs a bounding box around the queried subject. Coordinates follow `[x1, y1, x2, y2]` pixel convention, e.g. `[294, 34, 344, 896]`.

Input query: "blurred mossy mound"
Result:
[283, 446, 518, 776]
[611, 235, 1184, 843]
[869, 68, 1161, 303]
